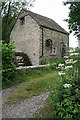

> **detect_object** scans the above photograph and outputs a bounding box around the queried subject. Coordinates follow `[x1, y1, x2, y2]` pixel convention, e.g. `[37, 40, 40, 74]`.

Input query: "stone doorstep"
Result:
[16, 64, 50, 70]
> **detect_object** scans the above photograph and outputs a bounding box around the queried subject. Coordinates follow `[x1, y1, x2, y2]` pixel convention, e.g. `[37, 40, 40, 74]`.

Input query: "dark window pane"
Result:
[20, 17, 25, 25]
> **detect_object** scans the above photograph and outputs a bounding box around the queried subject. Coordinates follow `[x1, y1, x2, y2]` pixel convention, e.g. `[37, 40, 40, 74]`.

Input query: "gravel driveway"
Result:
[2, 85, 50, 118]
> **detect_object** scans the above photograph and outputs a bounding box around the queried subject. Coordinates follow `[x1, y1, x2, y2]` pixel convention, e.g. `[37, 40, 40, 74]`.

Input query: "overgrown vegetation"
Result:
[34, 50, 80, 119]
[1, 1, 35, 43]
[3, 47, 80, 119]
[47, 50, 80, 119]
[3, 56, 61, 89]
[2, 41, 16, 88]
[64, 2, 80, 39]
[6, 68, 60, 104]
[40, 58, 65, 66]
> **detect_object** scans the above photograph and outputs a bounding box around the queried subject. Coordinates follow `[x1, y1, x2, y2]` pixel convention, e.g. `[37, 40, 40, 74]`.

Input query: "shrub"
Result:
[11, 68, 27, 85]
[49, 51, 80, 119]
[2, 41, 16, 88]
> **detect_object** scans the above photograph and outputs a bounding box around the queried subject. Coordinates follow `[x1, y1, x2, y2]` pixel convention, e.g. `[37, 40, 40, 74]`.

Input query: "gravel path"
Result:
[2, 85, 50, 118]
[2, 83, 26, 105]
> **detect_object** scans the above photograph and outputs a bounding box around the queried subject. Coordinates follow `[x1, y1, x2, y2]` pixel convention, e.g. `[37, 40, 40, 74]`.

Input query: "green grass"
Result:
[4, 58, 63, 104]
[2, 68, 27, 89]
[40, 58, 65, 65]
[3, 58, 64, 89]
[6, 70, 60, 104]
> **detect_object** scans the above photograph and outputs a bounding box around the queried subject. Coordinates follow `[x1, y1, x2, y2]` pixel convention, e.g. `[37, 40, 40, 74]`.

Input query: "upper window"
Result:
[20, 17, 25, 25]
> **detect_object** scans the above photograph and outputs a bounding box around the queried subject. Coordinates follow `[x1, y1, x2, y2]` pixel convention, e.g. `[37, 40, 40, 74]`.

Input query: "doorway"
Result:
[61, 44, 66, 58]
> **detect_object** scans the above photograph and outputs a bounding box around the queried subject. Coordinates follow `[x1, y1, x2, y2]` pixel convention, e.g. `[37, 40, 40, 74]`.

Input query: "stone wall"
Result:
[10, 10, 41, 66]
[10, 9, 69, 66]
[39, 27, 69, 62]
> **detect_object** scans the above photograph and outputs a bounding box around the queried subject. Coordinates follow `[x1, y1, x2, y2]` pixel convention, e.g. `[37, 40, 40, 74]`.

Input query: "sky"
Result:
[31, 0, 78, 48]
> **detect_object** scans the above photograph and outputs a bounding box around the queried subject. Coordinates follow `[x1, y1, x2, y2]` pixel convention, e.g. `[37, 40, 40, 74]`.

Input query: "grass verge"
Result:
[5, 69, 60, 104]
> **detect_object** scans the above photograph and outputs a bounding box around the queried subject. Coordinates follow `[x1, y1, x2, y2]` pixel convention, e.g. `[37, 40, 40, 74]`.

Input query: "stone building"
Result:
[10, 8, 69, 66]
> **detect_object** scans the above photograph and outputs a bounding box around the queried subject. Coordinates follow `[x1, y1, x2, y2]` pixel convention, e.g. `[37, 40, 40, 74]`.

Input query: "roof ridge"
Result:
[22, 8, 68, 34]
[22, 8, 56, 22]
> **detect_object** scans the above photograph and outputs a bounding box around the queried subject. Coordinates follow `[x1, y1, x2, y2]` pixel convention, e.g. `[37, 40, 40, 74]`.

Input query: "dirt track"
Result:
[2, 86, 49, 118]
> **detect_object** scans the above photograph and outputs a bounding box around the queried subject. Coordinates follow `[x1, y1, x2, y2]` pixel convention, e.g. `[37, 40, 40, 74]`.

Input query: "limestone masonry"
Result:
[10, 8, 69, 66]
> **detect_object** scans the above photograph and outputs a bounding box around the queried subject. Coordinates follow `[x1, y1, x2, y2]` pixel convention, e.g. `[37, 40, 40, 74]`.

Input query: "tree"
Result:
[64, 2, 80, 39]
[2, 41, 16, 88]
[64, 1, 80, 92]
[0, 0, 35, 43]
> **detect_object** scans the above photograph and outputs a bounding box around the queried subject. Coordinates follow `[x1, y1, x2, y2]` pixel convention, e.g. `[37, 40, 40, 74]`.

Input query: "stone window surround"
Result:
[50, 46, 57, 56]
[45, 39, 57, 56]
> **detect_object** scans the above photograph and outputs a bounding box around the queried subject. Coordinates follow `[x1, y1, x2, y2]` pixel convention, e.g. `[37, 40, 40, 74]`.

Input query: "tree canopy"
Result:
[0, 0, 35, 43]
[64, 2, 80, 39]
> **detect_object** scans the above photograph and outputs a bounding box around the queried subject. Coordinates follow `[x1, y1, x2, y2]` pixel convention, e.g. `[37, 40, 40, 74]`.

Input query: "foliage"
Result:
[64, 2, 80, 39]
[6, 70, 59, 104]
[49, 51, 80, 119]
[12, 68, 27, 85]
[3, 68, 27, 89]
[3, 60, 59, 89]
[40, 58, 65, 65]
[2, 41, 16, 88]
[2, 15, 16, 43]
[0, 0, 35, 43]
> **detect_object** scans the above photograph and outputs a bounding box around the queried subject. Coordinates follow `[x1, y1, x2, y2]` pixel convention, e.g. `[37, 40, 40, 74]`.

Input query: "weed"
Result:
[6, 71, 59, 104]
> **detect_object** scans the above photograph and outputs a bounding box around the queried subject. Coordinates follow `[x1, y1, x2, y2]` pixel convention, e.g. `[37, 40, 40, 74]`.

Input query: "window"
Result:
[52, 46, 57, 55]
[46, 39, 57, 55]
[20, 17, 25, 25]
[46, 39, 52, 47]
[46, 39, 52, 54]
[61, 44, 66, 57]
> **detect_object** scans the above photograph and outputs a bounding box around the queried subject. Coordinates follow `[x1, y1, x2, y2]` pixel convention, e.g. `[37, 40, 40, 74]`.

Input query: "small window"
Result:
[46, 39, 57, 55]
[46, 39, 52, 54]
[61, 44, 66, 57]
[20, 17, 25, 25]
[52, 46, 57, 55]
[46, 39, 52, 47]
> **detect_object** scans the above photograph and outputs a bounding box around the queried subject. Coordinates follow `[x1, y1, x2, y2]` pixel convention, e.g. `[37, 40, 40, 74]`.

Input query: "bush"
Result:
[40, 58, 65, 66]
[49, 51, 80, 119]
[2, 41, 16, 88]
[11, 68, 27, 85]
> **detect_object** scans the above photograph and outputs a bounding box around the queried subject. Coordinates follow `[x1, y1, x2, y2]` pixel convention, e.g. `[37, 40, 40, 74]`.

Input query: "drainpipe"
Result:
[39, 26, 44, 57]
[42, 27, 44, 56]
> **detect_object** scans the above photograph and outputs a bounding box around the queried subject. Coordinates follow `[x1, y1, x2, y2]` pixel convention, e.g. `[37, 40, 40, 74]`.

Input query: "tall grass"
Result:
[3, 61, 62, 104]
[3, 61, 59, 89]
[6, 71, 60, 104]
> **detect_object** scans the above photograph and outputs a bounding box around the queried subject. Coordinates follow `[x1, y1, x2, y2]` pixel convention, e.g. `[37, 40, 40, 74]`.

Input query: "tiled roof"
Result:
[22, 8, 68, 34]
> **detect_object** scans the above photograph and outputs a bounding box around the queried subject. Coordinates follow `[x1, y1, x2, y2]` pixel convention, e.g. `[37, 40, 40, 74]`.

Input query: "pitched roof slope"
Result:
[22, 8, 68, 34]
